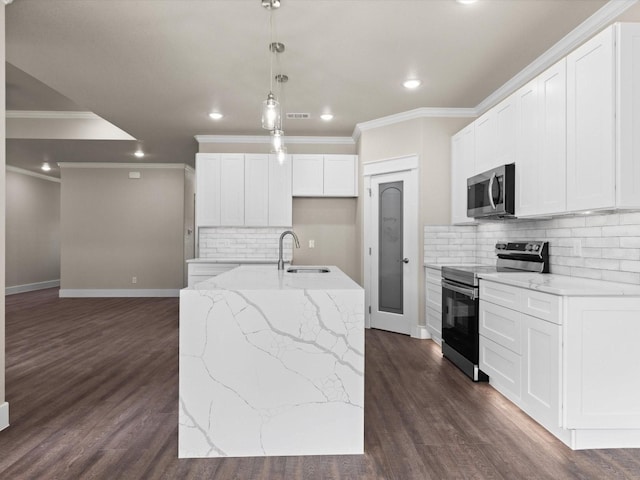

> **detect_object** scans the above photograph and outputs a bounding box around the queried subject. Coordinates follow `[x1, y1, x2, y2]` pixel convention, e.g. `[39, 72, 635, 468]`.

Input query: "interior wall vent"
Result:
[286, 113, 311, 120]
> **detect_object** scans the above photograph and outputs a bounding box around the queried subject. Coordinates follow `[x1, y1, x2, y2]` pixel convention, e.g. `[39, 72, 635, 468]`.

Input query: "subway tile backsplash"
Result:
[424, 212, 640, 285]
[199, 227, 292, 261]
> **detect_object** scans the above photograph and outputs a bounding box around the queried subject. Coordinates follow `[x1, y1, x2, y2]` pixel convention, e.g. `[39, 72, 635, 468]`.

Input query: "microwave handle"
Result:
[488, 173, 497, 210]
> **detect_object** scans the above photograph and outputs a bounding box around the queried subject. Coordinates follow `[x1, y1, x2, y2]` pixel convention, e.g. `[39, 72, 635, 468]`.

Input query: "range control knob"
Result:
[496, 243, 507, 250]
[525, 244, 532, 251]
[533, 244, 540, 251]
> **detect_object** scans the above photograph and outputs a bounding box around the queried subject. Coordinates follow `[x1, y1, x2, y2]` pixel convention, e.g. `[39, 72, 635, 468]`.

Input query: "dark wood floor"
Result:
[2, 289, 640, 479]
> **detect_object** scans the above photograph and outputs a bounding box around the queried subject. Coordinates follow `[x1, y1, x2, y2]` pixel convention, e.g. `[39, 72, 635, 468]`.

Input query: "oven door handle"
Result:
[441, 279, 477, 300]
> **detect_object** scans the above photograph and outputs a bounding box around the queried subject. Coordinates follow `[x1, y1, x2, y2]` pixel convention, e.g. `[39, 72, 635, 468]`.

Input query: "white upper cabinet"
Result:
[474, 95, 516, 174]
[292, 154, 358, 197]
[244, 154, 270, 226]
[196, 153, 293, 228]
[516, 58, 567, 217]
[566, 26, 616, 212]
[195, 153, 221, 226]
[220, 154, 245, 226]
[474, 111, 496, 174]
[451, 124, 475, 224]
[268, 154, 293, 226]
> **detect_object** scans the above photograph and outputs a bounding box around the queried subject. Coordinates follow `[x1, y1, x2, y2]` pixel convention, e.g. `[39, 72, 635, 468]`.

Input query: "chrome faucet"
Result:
[278, 230, 300, 270]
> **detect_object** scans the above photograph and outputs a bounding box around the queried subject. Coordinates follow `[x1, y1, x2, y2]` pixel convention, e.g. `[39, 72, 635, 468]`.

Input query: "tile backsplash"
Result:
[425, 212, 640, 285]
[199, 227, 292, 261]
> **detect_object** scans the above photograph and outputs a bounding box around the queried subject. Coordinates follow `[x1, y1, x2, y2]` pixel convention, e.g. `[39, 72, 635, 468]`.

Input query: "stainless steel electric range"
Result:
[440, 241, 549, 381]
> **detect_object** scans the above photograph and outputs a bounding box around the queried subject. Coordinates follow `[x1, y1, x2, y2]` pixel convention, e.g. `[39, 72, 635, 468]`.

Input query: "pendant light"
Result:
[261, 1, 282, 130]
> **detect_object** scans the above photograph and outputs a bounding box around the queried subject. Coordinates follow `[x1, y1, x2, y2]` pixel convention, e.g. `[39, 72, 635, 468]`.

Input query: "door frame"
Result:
[363, 155, 419, 334]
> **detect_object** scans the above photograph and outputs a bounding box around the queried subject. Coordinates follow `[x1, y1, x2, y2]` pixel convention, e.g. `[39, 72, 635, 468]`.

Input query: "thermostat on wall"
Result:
[129, 171, 141, 179]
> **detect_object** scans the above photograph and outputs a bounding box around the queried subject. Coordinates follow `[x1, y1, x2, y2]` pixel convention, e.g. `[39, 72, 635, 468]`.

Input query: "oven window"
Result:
[468, 175, 504, 210]
[442, 286, 479, 363]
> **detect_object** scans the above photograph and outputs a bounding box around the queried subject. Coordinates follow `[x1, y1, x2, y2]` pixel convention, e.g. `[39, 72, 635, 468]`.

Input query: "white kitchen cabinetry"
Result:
[196, 153, 292, 228]
[480, 277, 640, 449]
[424, 266, 442, 344]
[516, 59, 567, 217]
[450, 124, 475, 225]
[474, 95, 516, 174]
[566, 23, 640, 212]
[292, 154, 358, 197]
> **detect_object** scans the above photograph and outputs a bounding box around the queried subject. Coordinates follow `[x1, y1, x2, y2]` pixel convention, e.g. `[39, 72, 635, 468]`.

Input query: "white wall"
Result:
[1, 2, 8, 428]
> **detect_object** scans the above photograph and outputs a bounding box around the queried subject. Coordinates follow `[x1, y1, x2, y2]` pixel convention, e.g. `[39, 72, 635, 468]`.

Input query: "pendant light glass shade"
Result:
[274, 145, 287, 165]
[262, 92, 280, 130]
[271, 128, 284, 151]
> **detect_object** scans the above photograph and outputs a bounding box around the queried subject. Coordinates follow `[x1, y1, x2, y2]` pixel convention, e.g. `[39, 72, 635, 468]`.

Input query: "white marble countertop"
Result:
[191, 264, 362, 291]
[479, 272, 640, 297]
[187, 258, 283, 265]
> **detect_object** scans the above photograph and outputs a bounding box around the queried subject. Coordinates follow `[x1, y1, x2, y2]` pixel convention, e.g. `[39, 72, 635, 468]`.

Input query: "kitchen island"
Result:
[179, 265, 364, 458]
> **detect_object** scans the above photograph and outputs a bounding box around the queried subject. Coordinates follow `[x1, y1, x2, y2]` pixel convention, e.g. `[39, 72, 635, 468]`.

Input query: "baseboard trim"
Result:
[0, 402, 9, 432]
[59, 289, 180, 298]
[6, 279, 60, 295]
[411, 325, 430, 340]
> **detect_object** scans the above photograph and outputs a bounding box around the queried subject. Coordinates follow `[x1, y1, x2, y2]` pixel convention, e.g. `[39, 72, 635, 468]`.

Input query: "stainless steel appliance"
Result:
[441, 241, 549, 381]
[467, 163, 515, 218]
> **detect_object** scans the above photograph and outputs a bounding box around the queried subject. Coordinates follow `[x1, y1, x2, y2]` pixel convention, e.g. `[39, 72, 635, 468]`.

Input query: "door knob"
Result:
[402, 258, 409, 264]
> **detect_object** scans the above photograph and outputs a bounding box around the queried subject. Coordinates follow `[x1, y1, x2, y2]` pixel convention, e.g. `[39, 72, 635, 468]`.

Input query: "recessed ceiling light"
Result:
[402, 79, 422, 89]
[134, 150, 145, 158]
[320, 113, 334, 121]
[41, 162, 51, 172]
[209, 112, 223, 120]
[456, 0, 478, 4]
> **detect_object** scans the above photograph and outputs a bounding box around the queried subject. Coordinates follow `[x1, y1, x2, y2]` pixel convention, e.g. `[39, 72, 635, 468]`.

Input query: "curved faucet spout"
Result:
[278, 230, 300, 270]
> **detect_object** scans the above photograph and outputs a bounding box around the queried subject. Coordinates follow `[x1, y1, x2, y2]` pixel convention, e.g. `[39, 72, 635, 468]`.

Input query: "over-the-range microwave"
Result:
[467, 163, 515, 218]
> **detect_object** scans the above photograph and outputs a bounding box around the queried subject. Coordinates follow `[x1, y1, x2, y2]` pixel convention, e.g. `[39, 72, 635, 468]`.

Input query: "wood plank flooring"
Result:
[1, 288, 640, 479]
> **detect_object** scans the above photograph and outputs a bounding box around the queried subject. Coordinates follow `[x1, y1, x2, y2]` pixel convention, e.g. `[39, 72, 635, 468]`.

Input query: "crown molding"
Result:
[352, 107, 477, 141]
[57, 162, 190, 170]
[6, 165, 61, 183]
[2, 0, 14, 5]
[476, 0, 638, 114]
[6, 110, 99, 120]
[195, 135, 355, 145]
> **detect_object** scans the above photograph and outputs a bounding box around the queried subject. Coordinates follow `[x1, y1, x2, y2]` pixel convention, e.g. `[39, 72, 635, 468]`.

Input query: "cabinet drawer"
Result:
[480, 280, 562, 324]
[425, 267, 441, 285]
[480, 336, 522, 402]
[479, 300, 521, 354]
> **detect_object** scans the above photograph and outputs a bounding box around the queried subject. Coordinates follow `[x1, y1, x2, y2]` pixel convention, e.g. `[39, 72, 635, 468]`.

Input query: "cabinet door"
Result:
[292, 155, 324, 196]
[426, 307, 442, 344]
[324, 155, 358, 196]
[494, 95, 517, 167]
[451, 124, 475, 224]
[195, 153, 221, 226]
[515, 79, 540, 217]
[567, 26, 615, 212]
[268, 154, 292, 226]
[244, 154, 270, 226]
[480, 336, 522, 403]
[220, 154, 245, 226]
[537, 58, 567, 215]
[474, 110, 496, 174]
[521, 314, 561, 432]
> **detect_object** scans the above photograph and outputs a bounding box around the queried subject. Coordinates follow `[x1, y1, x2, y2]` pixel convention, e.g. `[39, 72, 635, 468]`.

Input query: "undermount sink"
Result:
[286, 266, 331, 274]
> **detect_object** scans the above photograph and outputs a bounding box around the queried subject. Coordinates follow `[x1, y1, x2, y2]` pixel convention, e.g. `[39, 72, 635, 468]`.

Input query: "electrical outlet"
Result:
[132, 276, 137, 284]
[309, 239, 315, 248]
[572, 239, 582, 257]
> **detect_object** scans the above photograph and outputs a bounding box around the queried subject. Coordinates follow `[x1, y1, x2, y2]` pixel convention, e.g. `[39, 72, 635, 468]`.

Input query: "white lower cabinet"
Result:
[424, 266, 442, 344]
[187, 262, 239, 287]
[480, 278, 640, 449]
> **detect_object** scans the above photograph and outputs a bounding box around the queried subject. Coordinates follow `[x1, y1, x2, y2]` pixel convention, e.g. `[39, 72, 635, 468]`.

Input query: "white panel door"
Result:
[323, 155, 357, 196]
[220, 154, 245, 226]
[474, 110, 496, 174]
[292, 155, 323, 196]
[521, 314, 561, 432]
[451, 124, 475, 224]
[538, 58, 567, 215]
[195, 153, 221, 226]
[244, 154, 270, 226]
[566, 25, 615, 211]
[268, 154, 292, 227]
[515, 79, 539, 217]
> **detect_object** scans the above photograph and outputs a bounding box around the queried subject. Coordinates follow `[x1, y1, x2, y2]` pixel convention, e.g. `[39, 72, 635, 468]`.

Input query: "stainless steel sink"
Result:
[286, 266, 330, 274]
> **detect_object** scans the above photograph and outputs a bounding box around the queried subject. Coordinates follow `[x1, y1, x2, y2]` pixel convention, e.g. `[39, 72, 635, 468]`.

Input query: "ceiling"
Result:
[6, 0, 640, 177]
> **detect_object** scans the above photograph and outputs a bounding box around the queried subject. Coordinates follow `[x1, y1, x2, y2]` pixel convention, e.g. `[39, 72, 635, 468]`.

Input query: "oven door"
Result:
[441, 279, 479, 363]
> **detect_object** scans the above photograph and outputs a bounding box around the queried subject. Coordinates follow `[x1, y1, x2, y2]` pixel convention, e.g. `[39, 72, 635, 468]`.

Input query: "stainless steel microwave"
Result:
[467, 163, 515, 218]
